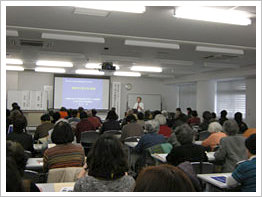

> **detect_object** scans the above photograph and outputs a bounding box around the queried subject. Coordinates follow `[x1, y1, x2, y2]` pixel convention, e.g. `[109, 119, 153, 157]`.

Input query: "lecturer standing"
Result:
[133, 96, 144, 112]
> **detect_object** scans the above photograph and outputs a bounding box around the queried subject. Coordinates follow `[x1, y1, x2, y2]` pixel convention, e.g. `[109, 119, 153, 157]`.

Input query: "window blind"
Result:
[216, 79, 246, 118]
[179, 83, 197, 113]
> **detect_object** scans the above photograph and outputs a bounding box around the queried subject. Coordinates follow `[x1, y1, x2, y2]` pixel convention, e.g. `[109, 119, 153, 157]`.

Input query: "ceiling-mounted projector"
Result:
[101, 62, 116, 71]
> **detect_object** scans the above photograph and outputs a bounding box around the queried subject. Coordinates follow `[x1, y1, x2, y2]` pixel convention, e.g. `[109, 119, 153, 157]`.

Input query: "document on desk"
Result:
[59, 187, 73, 192]
[211, 176, 226, 183]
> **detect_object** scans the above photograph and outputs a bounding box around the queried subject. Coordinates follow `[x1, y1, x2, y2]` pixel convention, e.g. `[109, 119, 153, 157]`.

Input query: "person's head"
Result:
[145, 120, 160, 133]
[78, 107, 84, 113]
[52, 112, 61, 123]
[144, 110, 152, 120]
[13, 115, 27, 133]
[191, 110, 198, 117]
[137, 96, 142, 103]
[245, 134, 256, 157]
[72, 109, 78, 118]
[211, 112, 217, 119]
[208, 122, 223, 133]
[126, 115, 136, 123]
[178, 113, 188, 123]
[155, 114, 167, 126]
[12, 102, 19, 109]
[41, 114, 51, 123]
[60, 107, 67, 112]
[187, 107, 192, 114]
[223, 119, 239, 136]
[51, 121, 74, 144]
[234, 112, 243, 123]
[176, 108, 181, 113]
[175, 124, 194, 145]
[80, 111, 88, 119]
[161, 110, 168, 118]
[137, 112, 144, 120]
[111, 107, 116, 112]
[220, 110, 228, 118]
[87, 134, 128, 180]
[106, 110, 118, 121]
[134, 164, 195, 192]
[6, 140, 28, 176]
[91, 109, 97, 116]
[152, 110, 161, 118]
[86, 110, 93, 117]
[127, 109, 134, 116]
[202, 111, 212, 122]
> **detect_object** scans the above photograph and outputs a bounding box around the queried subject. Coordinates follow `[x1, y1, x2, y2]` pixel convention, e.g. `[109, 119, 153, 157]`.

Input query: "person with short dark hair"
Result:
[43, 121, 85, 172]
[144, 110, 153, 121]
[187, 107, 192, 118]
[214, 120, 248, 172]
[34, 114, 54, 141]
[121, 115, 144, 142]
[59, 107, 68, 119]
[199, 111, 212, 131]
[227, 134, 256, 192]
[234, 112, 248, 134]
[75, 112, 96, 143]
[171, 113, 188, 130]
[219, 110, 228, 126]
[211, 112, 217, 122]
[73, 134, 135, 192]
[7, 115, 34, 153]
[87, 110, 101, 129]
[100, 110, 121, 134]
[136, 112, 146, 129]
[167, 124, 207, 166]
[188, 110, 201, 125]
[51, 112, 61, 124]
[68, 109, 80, 123]
[92, 109, 102, 124]
[133, 164, 195, 192]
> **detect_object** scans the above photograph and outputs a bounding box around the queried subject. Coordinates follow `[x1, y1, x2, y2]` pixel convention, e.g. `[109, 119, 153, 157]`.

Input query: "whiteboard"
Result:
[127, 94, 161, 111]
[7, 90, 48, 110]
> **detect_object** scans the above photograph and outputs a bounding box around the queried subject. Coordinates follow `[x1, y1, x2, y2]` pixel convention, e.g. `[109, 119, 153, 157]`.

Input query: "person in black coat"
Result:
[100, 110, 121, 134]
[234, 112, 248, 134]
[167, 124, 207, 166]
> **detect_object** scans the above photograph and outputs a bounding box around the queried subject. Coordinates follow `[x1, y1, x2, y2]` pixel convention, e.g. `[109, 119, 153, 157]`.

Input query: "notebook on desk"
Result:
[211, 176, 226, 183]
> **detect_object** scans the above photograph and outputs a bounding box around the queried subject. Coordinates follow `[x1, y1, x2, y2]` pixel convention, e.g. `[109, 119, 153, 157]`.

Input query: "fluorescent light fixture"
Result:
[74, 7, 110, 17]
[35, 67, 66, 73]
[175, 7, 252, 26]
[6, 58, 23, 65]
[85, 63, 120, 70]
[157, 59, 193, 66]
[6, 30, 18, 37]
[204, 62, 240, 69]
[42, 33, 105, 43]
[36, 60, 73, 67]
[75, 5, 145, 13]
[125, 40, 180, 50]
[75, 69, 105, 75]
[6, 65, 24, 71]
[131, 66, 162, 73]
[114, 71, 141, 77]
[196, 46, 244, 55]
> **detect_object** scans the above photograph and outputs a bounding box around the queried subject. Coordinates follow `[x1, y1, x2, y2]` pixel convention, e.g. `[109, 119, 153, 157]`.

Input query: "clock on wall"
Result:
[125, 83, 132, 90]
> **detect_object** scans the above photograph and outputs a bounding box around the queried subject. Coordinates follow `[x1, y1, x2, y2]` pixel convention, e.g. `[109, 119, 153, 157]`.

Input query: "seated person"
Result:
[134, 120, 166, 154]
[234, 112, 248, 134]
[243, 128, 256, 138]
[7, 115, 34, 153]
[187, 110, 201, 125]
[214, 120, 248, 172]
[92, 109, 102, 124]
[219, 110, 228, 126]
[6, 157, 24, 192]
[68, 109, 80, 124]
[34, 114, 54, 141]
[59, 107, 68, 119]
[133, 164, 195, 192]
[144, 110, 153, 121]
[121, 115, 144, 142]
[166, 124, 207, 166]
[100, 110, 121, 134]
[51, 112, 61, 124]
[201, 122, 227, 151]
[43, 121, 85, 172]
[227, 134, 256, 192]
[75, 112, 96, 143]
[136, 112, 146, 129]
[87, 110, 101, 129]
[155, 114, 172, 138]
[6, 140, 40, 192]
[73, 134, 135, 192]
[199, 111, 212, 131]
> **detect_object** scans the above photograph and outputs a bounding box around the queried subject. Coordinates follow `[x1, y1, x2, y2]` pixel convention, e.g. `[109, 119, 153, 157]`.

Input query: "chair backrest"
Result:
[24, 170, 40, 183]
[123, 136, 141, 142]
[80, 131, 100, 144]
[191, 162, 214, 174]
[198, 131, 211, 141]
[24, 150, 32, 158]
[104, 130, 122, 135]
[47, 167, 83, 183]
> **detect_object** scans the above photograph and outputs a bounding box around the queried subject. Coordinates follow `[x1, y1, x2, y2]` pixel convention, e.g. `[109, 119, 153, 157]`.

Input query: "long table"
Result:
[26, 158, 43, 170]
[36, 182, 75, 192]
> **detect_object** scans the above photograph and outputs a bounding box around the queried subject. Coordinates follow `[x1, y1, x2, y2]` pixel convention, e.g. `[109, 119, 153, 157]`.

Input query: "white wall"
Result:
[246, 77, 256, 128]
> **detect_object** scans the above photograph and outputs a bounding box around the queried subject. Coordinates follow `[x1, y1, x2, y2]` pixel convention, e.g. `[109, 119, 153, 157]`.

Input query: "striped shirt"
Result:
[232, 156, 256, 192]
[43, 143, 85, 172]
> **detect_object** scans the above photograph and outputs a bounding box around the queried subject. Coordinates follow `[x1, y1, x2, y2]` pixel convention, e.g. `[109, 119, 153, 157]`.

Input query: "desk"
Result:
[34, 144, 43, 151]
[36, 182, 75, 192]
[197, 173, 232, 191]
[194, 141, 202, 145]
[26, 158, 43, 170]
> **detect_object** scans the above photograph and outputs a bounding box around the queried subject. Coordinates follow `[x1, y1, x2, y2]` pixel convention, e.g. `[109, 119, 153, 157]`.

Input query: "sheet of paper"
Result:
[59, 187, 73, 192]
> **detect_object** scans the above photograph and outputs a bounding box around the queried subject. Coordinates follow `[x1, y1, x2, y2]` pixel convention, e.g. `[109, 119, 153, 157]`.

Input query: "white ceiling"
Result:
[6, 6, 256, 79]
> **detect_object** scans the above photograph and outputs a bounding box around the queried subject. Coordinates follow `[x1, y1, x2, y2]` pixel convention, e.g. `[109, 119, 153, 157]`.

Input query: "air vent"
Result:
[204, 54, 241, 61]
[20, 39, 44, 47]
[8, 38, 53, 49]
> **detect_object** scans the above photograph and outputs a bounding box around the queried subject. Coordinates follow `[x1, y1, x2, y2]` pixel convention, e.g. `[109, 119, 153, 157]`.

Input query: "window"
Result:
[179, 83, 197, 113]
[216, 79, 246, 119]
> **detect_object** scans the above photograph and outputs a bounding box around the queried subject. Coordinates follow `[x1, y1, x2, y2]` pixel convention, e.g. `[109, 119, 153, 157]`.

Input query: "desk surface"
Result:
[36, 182, 75, 192]
[197, 173, 232, 189]
[194, 141, 203, 145]
[26, 158, 43, 169]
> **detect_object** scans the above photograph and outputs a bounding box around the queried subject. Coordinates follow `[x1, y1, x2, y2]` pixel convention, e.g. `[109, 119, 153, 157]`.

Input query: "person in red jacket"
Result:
[76, 112, 96, 143]
[87, 110, 101, 129]
[155, 114, 172, 138]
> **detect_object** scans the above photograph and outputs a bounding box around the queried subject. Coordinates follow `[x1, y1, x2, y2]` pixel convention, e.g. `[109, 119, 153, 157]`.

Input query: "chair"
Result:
[104, 130, 122, 139]
[198, 131, 211, 141]
[23, 170, 41, 183]
[123, 136, 141, 142]
[191, 162, 214, 174]
[24, 150, 32, 158]
[80, 131, 100, 155]
[47, 167, 83, 183]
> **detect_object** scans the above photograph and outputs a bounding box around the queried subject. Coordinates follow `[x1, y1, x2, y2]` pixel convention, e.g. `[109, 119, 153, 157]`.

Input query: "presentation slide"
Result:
[54, 77, 110, 109]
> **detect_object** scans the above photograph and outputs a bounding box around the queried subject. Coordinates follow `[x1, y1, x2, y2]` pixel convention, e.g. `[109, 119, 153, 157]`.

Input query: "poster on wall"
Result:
[111, 82, 121, 117]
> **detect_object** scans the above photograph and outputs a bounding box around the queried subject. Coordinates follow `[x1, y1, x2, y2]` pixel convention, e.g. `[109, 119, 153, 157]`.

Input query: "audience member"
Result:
[166, 124, 207, 166]
[201, 122, 227, 151]
[199, 111, 212, 131]
[136, 112, 146, 129]
[187, 107, 192, 118]
[234, 112, 248, 134]
[43, 121, 85, 172]
[175, 108, 182, 119]
[133, 164, 195, 192]
[59, 107, 68, 119]
[155, 114, 172, 138]
[87, 110, 101, 129]
[214, 120, 248, 172]
[171, 113, 188, 130]
[65, 108, 73, 119]
[243, 128, 256, 138]
[6, 157, 24, 192]
[227, 134, 256, 192]
[211, 112, 217, 122]
[92, 109, 102, 124]
[100, 110, 121, 134]
[78, 107, 84, 114]
[121, 109, 134, 128]
[75, 112, 96, 143]
[152, 110, 161, 119]
[144, 110, 153, 121]
[34, 114, 54, 141]
[68, 109, 80, 123]
[73, 134, 135, 192]
[187, 110, 201, 125]
[121, 115, 144, 142]
[51, 112, 61, 124]
[219, 110, 228, 126]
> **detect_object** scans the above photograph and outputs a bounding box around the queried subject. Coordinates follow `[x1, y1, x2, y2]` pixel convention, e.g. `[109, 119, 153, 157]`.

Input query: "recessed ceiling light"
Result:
[42, 33, 105, 43]
[35, 67, 66, 73]
[6, 59, 23, 65]
[125, 39, 180, 50]
[74, 5, 146, 13]
[131, 66, 162, 73]
[75, 69, 105, 75]
[196, 46, 244, 55]
[6, 65, 24, 71]
[36, 60, 73, 67]
[113, 71, 141, 77]
[6, 30, 19, 37]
